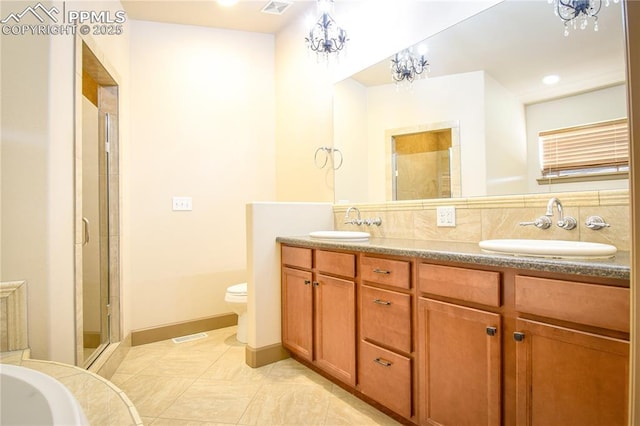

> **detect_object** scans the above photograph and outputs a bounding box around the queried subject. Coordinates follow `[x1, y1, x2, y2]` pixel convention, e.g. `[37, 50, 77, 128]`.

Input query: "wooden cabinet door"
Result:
[314, 273, 356, 386]
[359, 340, 413, 419]
[281, 267, 313, 362]
[418, 298, 501, 426]
[515, 318, 629, 426]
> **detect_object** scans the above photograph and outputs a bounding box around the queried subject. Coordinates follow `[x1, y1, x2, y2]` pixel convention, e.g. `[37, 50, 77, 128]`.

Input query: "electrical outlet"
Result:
[436, 206, 456, 227]
[172, 196, 192, 211]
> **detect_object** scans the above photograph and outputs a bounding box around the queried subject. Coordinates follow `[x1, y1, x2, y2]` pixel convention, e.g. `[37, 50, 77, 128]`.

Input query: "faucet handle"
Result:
[519, 216, 552, 229]
[557, 216, 577, 230]
[585, 216, 610, 230]
[364, 217, 382, 226]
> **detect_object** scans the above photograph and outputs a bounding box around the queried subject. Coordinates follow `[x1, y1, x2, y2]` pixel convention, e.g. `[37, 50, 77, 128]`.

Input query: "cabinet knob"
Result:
[513, 332, 525, 342]
[312, 281, 319, 287]
[373, 299, 392, 306]
[374, 357, 392, 367]
[304, 280, 311, 286]
[373, 268, 391, 275]
[486, 326, 497, 336]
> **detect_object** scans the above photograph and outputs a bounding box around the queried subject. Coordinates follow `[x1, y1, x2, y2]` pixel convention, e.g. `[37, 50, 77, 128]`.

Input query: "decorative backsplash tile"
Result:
[334, 190, 630, 251]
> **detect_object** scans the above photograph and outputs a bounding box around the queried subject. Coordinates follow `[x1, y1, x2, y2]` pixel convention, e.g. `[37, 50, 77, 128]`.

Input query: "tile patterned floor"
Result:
[111, 326, 402, 425]
[0, 350, 142, 425]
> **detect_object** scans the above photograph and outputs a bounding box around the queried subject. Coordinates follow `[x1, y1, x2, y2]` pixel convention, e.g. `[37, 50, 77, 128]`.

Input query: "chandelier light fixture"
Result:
[548, 0, 619, 36]
[390, 46, 429, 86]
[305, 0, 348, 62]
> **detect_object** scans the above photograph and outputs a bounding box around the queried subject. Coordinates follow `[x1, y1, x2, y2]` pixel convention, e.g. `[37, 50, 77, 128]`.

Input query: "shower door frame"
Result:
[74, 35, 121, 368]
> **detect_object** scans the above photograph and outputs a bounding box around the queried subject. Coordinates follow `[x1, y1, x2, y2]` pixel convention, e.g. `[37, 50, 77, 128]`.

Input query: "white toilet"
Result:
[225, 282, 248, 343]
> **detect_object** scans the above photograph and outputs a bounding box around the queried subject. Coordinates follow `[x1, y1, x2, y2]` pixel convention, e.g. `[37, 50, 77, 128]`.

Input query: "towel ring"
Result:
[314, 147, 343, 170]
[331, 148, 343, 170]
[314, 147, 329, 169]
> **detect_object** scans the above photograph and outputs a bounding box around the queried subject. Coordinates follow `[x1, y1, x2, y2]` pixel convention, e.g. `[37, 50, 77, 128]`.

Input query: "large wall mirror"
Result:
[333, 0, 628, 204]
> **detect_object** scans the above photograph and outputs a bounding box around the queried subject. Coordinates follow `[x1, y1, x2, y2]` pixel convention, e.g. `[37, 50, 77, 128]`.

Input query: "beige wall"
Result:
[127, 21, 276, 331]
[246, 202, 333, 350]
[333, 78, 368, 203]
[274, 19, 335, 202]
[484, 73, 528, 195]
[1, 10, 58, 360]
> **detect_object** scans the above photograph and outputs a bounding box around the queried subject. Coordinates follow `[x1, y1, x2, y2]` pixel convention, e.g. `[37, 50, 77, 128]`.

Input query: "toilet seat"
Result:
[226, 282, 247, 296]
[224, 283, 248, 343]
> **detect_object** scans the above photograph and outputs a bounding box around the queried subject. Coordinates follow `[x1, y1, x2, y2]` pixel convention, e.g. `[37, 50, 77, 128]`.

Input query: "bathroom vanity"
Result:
[278, 237, 630, 426]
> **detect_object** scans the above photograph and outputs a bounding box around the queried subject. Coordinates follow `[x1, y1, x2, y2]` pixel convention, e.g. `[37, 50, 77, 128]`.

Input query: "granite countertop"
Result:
[276, 236, 630, 281]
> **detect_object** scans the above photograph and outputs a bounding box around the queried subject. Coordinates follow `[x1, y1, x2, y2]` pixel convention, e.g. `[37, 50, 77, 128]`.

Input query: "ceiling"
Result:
[120, 0, 314, 34]
[120, 1, 626, 105]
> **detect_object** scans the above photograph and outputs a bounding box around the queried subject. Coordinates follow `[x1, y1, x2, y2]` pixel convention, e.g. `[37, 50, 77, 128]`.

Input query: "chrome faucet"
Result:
[344, 207, 382, 226]
[545, 197, 577, 230]
[345, 207, 362, 225]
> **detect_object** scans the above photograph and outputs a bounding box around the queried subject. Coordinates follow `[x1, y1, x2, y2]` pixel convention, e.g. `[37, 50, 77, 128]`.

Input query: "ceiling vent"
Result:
[261, 0, 292, 15]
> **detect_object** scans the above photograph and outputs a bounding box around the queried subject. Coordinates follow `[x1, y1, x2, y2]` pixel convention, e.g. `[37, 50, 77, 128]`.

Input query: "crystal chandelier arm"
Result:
[390, 49, 429, 84]
[305, 0, 348, 59]
[555, 0, 603, 23]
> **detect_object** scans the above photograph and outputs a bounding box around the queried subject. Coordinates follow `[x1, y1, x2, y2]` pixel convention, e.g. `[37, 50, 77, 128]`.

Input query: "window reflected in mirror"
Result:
[537, 118, 629, 185]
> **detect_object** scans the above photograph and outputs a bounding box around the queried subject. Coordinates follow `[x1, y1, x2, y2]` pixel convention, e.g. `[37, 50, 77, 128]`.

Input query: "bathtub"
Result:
[0, 364, 89, 425]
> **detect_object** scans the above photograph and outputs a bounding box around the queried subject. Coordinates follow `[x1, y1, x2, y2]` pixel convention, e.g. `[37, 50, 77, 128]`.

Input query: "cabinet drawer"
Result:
[418, 263, 501, 307]
[361, 256, 411, 289]
[361, 285, 412, 353]
[316, 250, 355, 278]
[359, 340, 412, 419]
[281, 245, 312, 269]
[515, 275, 629, 333]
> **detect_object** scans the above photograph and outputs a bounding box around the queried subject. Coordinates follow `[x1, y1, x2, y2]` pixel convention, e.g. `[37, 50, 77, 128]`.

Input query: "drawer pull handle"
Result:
[513, 332, 525, 342]
[373, 299, 391, 306]
[374, 357, 392, 367]
[373, 268, 391, 275]
[486, 326, 497, 336]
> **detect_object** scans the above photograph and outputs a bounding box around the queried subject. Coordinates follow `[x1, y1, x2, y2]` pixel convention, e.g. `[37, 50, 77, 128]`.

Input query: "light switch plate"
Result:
[436, 206, 456, 227]
[172, 196, 192, 211]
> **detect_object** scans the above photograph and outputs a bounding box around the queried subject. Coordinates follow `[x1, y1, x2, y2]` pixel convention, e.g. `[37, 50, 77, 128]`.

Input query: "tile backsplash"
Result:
[334, 189, 630, 251]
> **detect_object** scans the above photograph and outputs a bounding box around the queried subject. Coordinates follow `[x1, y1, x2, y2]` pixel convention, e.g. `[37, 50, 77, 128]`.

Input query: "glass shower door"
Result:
[81, 96, 110, 367]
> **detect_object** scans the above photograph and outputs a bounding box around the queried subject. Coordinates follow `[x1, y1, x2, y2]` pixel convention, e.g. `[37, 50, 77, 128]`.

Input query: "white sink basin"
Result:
[479, 239, 617, 259]
[309, 230, 370, 242]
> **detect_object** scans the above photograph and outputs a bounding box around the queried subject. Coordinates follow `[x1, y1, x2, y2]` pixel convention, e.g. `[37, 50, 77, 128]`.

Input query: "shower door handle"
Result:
[82, 217, 90, 246]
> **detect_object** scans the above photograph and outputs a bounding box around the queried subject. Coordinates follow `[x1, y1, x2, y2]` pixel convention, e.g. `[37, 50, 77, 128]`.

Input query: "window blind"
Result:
[539, 118, 629, 177]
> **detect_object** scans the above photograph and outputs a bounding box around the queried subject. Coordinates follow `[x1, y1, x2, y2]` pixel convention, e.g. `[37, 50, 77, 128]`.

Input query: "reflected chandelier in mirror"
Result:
[548, 0, 620, 35]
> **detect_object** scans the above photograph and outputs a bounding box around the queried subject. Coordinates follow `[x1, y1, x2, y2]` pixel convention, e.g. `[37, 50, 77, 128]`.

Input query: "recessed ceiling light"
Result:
[217, 0, 239, 7]
[542, 74, 560, 85]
